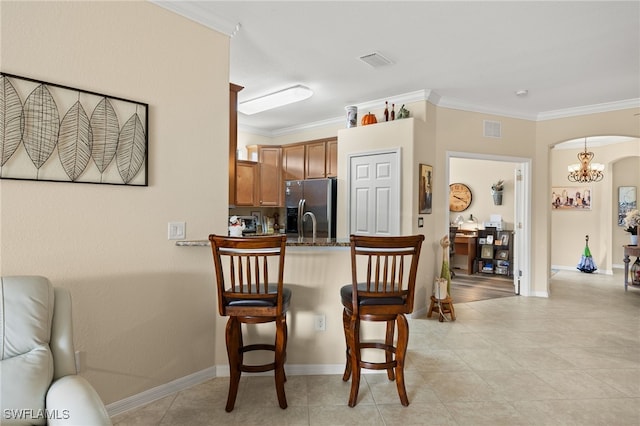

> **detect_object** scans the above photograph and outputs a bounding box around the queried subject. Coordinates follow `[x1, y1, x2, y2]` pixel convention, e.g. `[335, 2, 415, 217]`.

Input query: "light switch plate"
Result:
[168, 221, 186, 240]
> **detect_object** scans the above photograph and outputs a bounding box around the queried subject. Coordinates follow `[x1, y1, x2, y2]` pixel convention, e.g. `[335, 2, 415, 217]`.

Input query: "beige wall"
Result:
[450, 158, 518, 229]
[1, 1, 229, 404]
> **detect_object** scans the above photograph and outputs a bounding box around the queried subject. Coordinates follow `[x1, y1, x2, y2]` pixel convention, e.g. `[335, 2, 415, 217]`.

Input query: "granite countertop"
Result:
[176, 237, 350, 247]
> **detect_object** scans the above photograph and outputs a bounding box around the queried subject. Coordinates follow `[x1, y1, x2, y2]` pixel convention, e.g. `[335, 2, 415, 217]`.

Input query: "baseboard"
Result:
[106, 366, 216, 417]
[106, 363, 346, 417]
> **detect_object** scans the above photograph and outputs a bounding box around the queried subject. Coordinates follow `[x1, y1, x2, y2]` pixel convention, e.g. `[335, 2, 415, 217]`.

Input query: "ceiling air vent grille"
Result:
[483, 120, 502, 138]
[358, 52, 393, 68]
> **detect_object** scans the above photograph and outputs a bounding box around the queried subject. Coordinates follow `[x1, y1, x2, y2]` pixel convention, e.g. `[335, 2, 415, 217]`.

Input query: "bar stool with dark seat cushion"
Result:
[209, 234, 291, 412]
[340, 234, 424, 407]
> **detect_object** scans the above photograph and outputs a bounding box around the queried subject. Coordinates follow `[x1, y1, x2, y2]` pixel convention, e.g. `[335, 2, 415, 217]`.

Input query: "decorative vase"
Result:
[492, 190, 503, 206]
[631, 234, 638, 246]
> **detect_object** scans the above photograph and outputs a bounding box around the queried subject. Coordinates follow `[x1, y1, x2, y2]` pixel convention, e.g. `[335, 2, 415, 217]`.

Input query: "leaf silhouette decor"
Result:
[0, 76, 24, 173]
[0, 73, 147, 186]
[58, 99, 93, 181]
[23, 84, 60, 175]
[90, 97, 119, 179]
[116, 113, 146, 184]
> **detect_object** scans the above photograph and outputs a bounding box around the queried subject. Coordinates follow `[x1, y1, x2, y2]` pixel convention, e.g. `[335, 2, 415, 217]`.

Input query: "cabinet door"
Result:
[282, 144, 305, 181]
[305, 141, 326, 179]
[235, 160, 257, 206]
[258, 146, 282, 206]
[326, 139, 338, 177]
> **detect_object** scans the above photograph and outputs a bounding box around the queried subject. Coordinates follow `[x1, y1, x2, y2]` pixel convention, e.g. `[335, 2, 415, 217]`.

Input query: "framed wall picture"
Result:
[496, 250, 509, 260]
[497, 231, 510, 246]
[551, 186, 592, 210]
[618, 186, 637, 226]
[481, 245, 493, 259]
[419, 164, 433, 214]
[0, 73, 148, 186]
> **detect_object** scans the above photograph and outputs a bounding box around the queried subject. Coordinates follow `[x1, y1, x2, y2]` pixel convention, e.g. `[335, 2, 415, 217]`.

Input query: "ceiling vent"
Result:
[483, 120, 502, 138]
[358, 52, 393, 68]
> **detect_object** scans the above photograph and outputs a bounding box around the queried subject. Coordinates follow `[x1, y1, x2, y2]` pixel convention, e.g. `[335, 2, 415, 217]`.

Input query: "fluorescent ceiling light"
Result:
[238, 85, 313, 115]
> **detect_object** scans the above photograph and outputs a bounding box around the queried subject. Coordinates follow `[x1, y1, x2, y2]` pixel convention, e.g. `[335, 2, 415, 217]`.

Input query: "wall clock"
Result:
[449, 183, 472, 212]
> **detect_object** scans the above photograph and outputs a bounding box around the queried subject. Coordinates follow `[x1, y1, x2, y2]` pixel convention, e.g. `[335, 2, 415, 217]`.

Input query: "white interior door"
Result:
[348, 150, 400, 235]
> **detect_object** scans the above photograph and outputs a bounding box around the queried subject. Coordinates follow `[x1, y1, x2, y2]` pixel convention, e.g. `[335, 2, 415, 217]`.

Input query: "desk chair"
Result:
[340, 234, 424, 407]
[209, 234, 290, 412]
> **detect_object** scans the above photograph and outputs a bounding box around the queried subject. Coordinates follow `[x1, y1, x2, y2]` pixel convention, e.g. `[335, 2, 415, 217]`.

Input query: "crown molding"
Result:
[537, 98, 640, 121]
[239, 90, 640, 137]
[150, 1, 240, 37]
[435, 96, 537, 121]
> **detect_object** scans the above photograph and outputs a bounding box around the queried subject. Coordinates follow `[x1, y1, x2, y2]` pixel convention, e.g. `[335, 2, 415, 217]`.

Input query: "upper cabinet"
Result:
[326, 139, 338, 178]
[282, 144, 305, 181]
[305, 141, 327, 179]
[235, 160, 258, 206]
[257, 146, 283, 206]
[229, 83, 243, 206]
[281, 138, 338, 181]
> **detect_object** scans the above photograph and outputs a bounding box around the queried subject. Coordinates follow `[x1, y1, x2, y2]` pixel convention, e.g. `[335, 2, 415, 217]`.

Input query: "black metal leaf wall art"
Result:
[58, 99, 92, 181]
[117, 112, 146, 184]
[0, 76, 24, 172]
[23, 84, 60, 176]
[0, 73, 148, 186]
[90, 97, 119, 178]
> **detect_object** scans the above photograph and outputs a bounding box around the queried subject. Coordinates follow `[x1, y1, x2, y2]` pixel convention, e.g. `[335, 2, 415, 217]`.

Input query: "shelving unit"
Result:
[476, 228, 514, 277]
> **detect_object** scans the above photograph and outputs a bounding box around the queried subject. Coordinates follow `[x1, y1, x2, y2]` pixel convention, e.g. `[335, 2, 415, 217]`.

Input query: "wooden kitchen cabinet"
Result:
[257, 146, 283, 206]
[305, 141, 327, 179]
[235, 160, 258, 206]
[282, 144, 305, 180]
[229, 83, 243, 205]
[326, 139, 338, 177]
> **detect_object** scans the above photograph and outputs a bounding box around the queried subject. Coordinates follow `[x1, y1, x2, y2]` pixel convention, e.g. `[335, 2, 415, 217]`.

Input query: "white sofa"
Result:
[1, 276, 112, 426]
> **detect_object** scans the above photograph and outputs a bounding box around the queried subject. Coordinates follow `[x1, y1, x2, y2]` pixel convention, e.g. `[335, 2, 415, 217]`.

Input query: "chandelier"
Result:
[567, 138, 604, 183]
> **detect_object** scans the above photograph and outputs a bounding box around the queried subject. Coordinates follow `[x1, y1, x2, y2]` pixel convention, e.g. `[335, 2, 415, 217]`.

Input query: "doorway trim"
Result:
[446, 151, 533, 296]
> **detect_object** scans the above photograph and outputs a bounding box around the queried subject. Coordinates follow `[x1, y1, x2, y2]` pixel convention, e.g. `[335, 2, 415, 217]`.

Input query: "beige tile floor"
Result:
[112, 270, 640, 425]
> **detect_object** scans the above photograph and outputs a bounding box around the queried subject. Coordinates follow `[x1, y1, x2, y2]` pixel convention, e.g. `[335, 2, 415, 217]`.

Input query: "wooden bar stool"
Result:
[209, 234, 290, 412]
[340, 234, 424, 407]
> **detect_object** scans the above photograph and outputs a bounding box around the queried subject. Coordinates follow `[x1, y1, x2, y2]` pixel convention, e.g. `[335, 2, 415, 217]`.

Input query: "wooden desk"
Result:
[623, 245, 640, 291]
[454, 235, 477, 275]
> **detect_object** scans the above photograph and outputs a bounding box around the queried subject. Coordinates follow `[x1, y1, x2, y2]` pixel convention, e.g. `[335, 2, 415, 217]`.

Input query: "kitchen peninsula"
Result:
[176, 237, 349, 248]
[177, 236, 430, 370]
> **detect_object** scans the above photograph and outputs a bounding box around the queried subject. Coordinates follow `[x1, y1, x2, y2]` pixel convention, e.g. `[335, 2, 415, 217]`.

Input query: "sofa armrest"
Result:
[46, 375, 112, 426]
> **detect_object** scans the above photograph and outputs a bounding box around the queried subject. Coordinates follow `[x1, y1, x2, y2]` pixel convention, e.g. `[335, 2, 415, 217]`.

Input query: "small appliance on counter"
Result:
[228, 215, 259, 236]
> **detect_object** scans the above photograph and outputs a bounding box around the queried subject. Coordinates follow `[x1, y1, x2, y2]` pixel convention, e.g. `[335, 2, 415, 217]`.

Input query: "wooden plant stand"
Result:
[427, 295, 456, 322]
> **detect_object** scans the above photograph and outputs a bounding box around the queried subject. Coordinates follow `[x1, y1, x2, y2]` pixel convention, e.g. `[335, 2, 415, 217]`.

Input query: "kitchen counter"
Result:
[176, 237, 350, 247]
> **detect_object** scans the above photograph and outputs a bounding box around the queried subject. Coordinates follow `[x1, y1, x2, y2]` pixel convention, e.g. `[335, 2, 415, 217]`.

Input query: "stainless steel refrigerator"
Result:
[285, 178, 337, 238]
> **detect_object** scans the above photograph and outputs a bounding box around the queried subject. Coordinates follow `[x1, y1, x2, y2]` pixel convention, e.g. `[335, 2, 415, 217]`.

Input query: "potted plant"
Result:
[623, 209, 640, 245]
[491, 180, 504, 205]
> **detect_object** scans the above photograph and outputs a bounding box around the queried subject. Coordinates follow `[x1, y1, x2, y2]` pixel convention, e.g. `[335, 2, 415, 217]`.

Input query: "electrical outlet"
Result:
[314, 314, 326, 331]
[168, 221, 186, 240]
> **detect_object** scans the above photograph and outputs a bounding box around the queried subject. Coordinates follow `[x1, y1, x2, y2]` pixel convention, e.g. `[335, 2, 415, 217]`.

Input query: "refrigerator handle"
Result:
[297, 198, 305, 235]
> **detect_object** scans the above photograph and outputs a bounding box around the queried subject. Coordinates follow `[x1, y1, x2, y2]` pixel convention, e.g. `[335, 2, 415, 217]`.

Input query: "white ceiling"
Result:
[154, 1, 640, 136]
